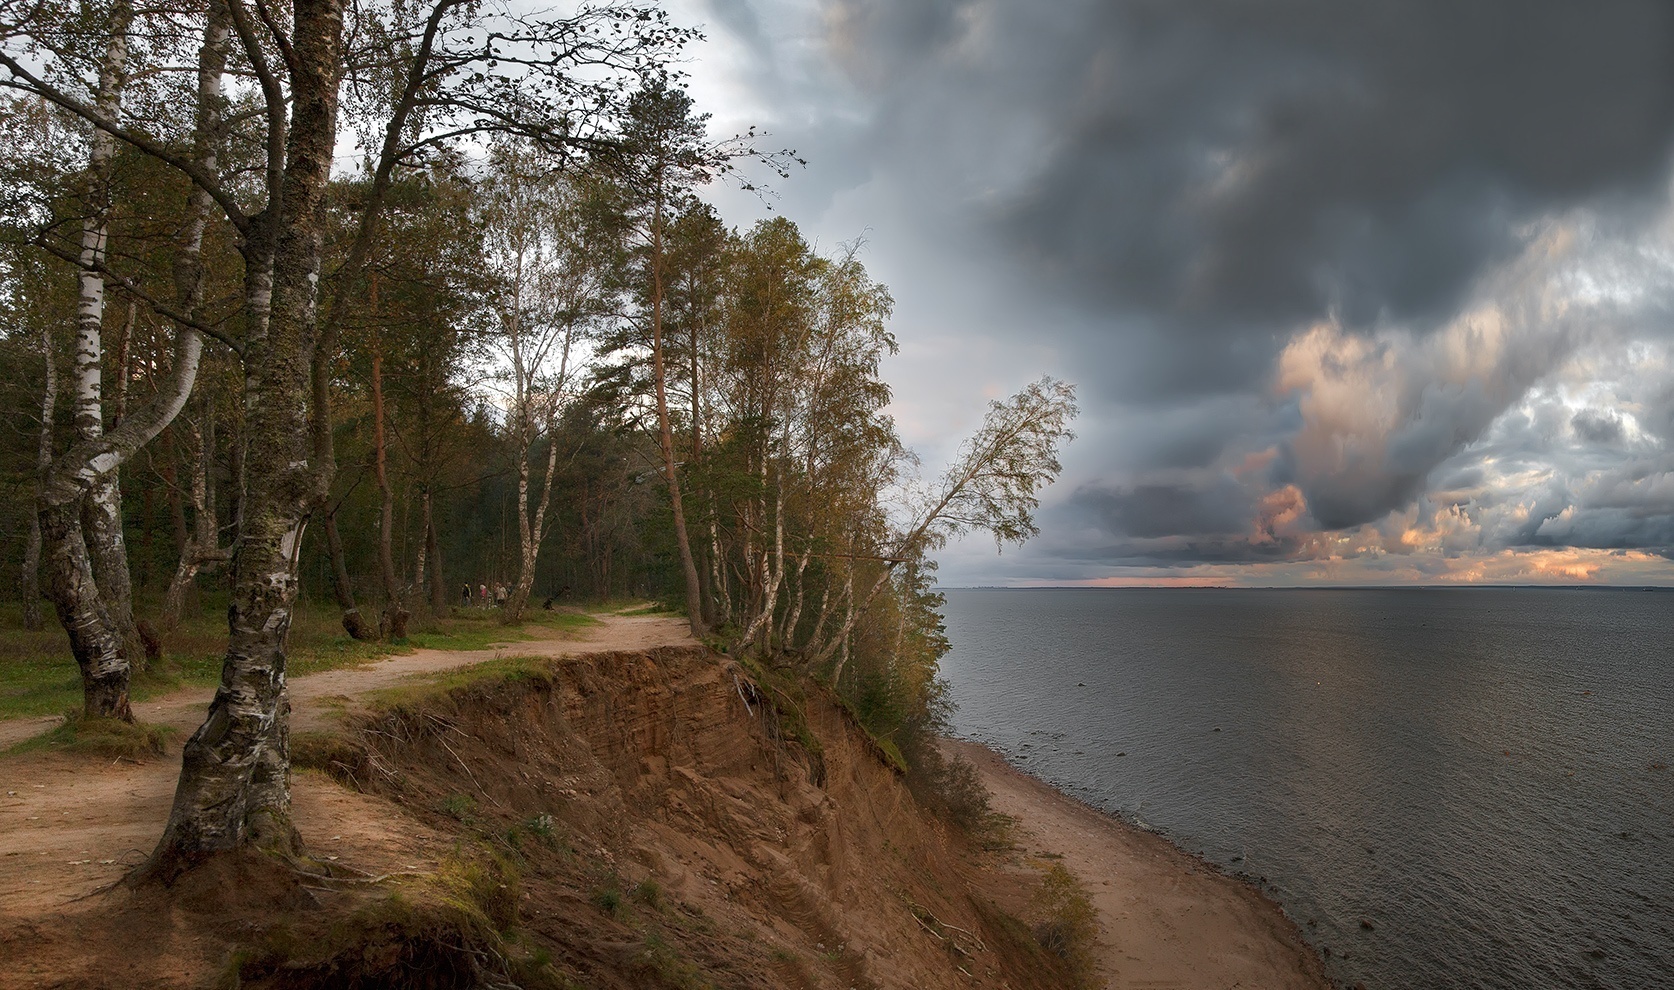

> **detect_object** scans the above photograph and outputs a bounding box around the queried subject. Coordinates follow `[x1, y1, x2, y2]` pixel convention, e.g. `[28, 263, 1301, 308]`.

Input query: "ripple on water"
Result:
[940, 588, 1674, 990]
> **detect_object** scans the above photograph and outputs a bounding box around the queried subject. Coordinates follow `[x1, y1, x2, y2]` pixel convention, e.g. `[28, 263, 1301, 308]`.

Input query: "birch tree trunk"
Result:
[42, 498, 132, 719]
[780, 548, 811, 650]
[161, 405, 227, 629]
[412, 495, 427, 610]
[147, 0, 346, 878]
[690, 309, 716, 626]
[708, 515, 730, 626]
[508, 410, 561, 621]
[737, 464, 785, 650]
[75, 1, 139, 660]
[35, 0, 139, 715]
[38, 310, 204, 722]
[159, 5, 232, 634]
[802, 582, 831, 654]
[830, 568, 856, 689]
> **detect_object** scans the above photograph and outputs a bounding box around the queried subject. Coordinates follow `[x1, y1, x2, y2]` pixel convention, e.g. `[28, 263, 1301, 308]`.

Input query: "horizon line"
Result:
[938, 583, 1674, 590]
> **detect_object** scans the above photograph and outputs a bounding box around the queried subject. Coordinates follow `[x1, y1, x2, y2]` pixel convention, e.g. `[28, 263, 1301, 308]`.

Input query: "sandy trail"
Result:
[0, 613, 693, 916]
[948, 739, 1330, 990]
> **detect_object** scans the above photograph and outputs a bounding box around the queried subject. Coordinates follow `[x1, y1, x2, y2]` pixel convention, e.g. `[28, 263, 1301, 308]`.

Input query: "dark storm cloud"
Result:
[1572, 409, 1626, 445]
[803, 0, 1674, 572]
[831, 0, 1674, 329]
[1072, 480, 1255, 540]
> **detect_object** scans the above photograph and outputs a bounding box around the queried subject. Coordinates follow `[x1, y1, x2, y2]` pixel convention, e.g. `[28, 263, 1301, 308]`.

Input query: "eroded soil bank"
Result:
[0, 621, 1328, 989]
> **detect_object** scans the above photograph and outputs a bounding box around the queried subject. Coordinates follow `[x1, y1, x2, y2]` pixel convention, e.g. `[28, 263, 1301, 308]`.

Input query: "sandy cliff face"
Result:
[3, 644, 1076, 990]
[289, 645, 1072, 990]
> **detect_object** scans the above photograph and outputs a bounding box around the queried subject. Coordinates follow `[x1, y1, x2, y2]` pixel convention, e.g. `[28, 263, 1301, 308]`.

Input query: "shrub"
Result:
[1031, 863, 1099, 985]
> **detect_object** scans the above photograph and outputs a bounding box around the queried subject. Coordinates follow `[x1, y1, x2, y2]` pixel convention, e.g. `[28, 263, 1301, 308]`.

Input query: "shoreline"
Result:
[948, 738, 1332, 990]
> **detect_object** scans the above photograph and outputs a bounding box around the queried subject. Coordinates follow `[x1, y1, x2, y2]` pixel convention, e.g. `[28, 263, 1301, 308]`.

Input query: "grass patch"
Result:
[0, 596, 407, 722]
[631, 879, 664, 912]
[405, 608, 599, 652]
[3, 712, 173, 759]
[591, 882, 628, 920]
[0, 596, 603, 723]
[441, 793, 478, 822]
[364, 654, 556, 713]
[627, 932, 711, 990]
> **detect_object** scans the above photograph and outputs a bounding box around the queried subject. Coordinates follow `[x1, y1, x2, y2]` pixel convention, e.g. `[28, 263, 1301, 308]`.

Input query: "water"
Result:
[938, 587, 1674, 990]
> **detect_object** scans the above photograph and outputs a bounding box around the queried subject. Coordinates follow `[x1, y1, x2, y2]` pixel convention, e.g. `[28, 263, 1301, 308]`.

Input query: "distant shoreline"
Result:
[942, 583, 1674, 591]
[948, 737, 1331, 989]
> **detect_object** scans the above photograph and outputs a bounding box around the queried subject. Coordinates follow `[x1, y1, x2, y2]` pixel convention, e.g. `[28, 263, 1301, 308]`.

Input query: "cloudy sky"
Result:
[673, 0, 1674, 587]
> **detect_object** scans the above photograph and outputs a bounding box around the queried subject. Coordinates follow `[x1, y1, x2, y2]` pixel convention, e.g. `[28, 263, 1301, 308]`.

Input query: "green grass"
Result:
[4, 713, 175, 759]
[364, 654, 558, 712]
[0, 596, 600, 723]
[405, 608, 599, 652]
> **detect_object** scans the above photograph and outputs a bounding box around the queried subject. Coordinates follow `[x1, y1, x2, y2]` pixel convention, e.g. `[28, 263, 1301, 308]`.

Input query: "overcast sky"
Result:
[672, 0, 1674, 587]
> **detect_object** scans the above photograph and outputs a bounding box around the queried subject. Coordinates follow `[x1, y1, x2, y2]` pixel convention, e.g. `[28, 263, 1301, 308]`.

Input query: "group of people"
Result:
[459, 582, 571, 610]
[462, 582, 510, 608]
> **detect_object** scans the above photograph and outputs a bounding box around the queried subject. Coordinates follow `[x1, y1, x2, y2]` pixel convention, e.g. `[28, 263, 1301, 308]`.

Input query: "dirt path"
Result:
[0, 613, 694, 917]
[948, 739, 1331, 990]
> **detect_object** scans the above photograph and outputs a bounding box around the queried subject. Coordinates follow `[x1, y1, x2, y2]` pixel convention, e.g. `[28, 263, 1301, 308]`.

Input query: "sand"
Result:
[949, 738, 1331, 990]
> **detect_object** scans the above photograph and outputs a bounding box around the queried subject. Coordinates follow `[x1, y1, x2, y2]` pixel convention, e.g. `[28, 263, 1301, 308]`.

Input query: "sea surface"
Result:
[938, 588, 1674, 990]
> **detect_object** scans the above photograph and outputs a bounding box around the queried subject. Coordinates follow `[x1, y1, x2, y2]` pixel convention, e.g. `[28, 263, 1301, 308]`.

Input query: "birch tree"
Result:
[1, 0, 222, 719]
[817, 376, 1079, 678]
[480, 150, 601, 622]
[69, 0, 140, 662]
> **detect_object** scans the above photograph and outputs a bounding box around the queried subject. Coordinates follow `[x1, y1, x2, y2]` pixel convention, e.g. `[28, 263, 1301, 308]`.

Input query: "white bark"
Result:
[737, 460, 786, 649]
[75, 0, 138, 645]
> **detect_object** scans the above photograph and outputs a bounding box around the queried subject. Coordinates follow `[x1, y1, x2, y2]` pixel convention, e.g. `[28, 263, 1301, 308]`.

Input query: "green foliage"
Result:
[898, 733, 1008, 842]
[1031, 863, 1100, 985]
[591, 882, 627, 919]
[441, 793, 477, 822]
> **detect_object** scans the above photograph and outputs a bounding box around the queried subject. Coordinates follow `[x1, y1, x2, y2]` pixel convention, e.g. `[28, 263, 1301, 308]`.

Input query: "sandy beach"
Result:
[948, 739, 1331, 990]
